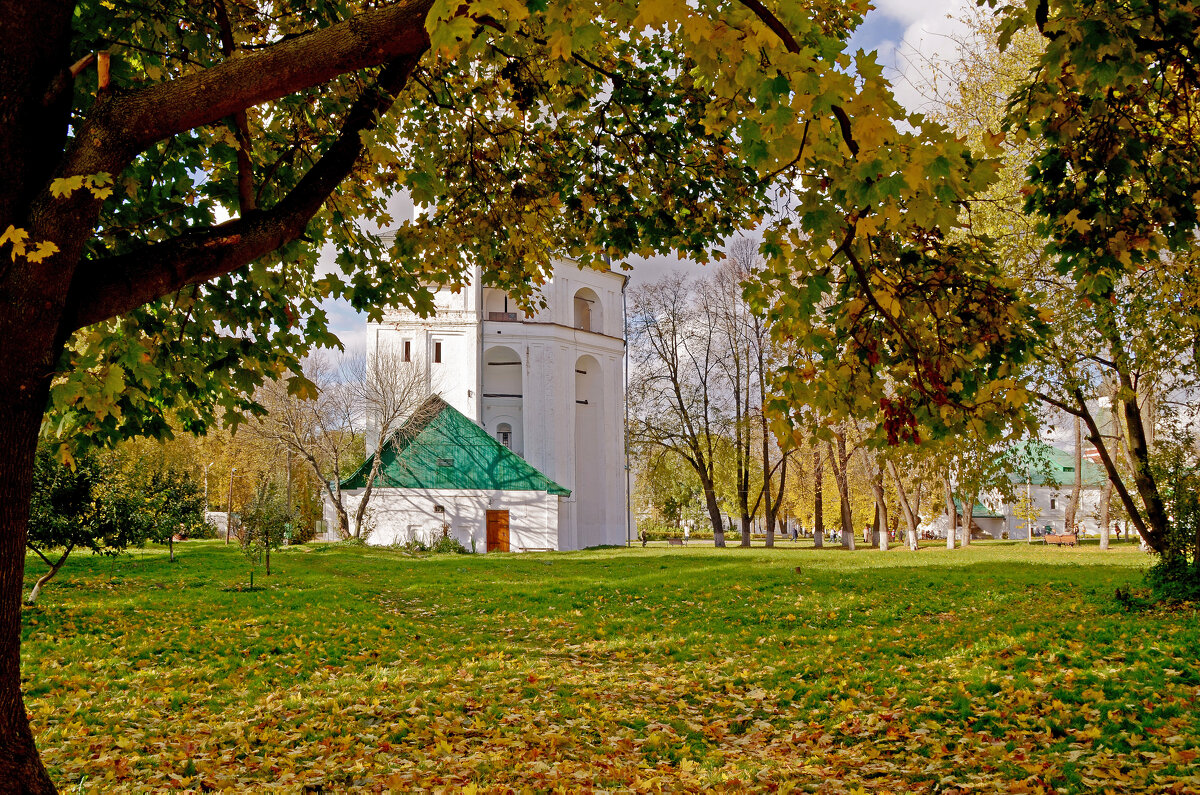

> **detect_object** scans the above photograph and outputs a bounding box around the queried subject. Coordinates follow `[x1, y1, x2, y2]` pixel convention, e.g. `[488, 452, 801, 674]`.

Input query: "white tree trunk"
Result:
[24, 546, 72, 606]
[943, 477, 956, 550]
[1099, 478, 1113, 551]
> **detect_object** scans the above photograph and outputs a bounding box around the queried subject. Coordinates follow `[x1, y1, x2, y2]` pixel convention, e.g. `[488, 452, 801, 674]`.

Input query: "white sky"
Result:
[322, 1, 975, 347]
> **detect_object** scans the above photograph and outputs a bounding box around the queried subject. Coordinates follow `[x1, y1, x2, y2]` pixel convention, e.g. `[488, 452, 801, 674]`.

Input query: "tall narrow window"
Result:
[497, 423, 512, 449]
[434, 341, 442, 363]
[1050, 498, 1056, 510]
[402, 340, 411, 362]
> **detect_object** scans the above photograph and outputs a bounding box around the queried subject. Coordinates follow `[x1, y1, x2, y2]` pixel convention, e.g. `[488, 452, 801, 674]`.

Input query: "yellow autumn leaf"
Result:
[547, 29, 573, 60]
[25, 241, 59, 264]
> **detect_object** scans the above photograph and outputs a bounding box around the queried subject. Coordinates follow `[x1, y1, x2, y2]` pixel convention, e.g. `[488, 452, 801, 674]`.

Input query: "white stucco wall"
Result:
[925, 484, 1107, 540]
[368, 261, 629, 551]
[998, 484, 1104, 539]
[327, 488, 561, 552]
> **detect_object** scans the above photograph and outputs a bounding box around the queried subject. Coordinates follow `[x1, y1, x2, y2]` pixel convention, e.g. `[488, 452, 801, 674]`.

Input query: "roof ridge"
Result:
[339, 396, 570, 495]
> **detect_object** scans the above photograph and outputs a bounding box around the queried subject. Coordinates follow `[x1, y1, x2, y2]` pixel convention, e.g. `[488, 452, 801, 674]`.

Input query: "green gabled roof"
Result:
[1003, 440, 1107, 488]
[340, 395, 570, 496]
[952, 498, 1004, 519]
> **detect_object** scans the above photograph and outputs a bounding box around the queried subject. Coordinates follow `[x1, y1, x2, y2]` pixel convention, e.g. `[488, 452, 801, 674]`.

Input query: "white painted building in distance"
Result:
[344, 261, 630, 551]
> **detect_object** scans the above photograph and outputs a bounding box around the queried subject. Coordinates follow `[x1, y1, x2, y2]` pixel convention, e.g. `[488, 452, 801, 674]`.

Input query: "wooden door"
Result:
[486, 510, 510, 552]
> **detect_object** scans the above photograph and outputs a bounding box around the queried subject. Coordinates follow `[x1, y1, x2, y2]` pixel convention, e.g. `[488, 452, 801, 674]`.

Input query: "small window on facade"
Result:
[433, 504, 445, 513]
[403, 340, 411, 362]
[434, 341, 442, 363]
[1050, 498, 1056, 510]
[497, 422, 513, 449]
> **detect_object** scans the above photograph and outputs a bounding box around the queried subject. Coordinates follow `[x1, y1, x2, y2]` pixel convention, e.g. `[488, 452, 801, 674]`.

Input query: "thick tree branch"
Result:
[24, 543, 53, 569]
[67, 0, 433, 171]
[1032, 389, 1084, 417]
[61, 55, 422, 332]
[734, 0, 858, 156]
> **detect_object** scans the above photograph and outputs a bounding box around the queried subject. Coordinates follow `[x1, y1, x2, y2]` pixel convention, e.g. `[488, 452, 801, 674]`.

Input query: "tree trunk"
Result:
[1075, 392, 1154, 547]
[813, 449, 824, 544]
[701, 484, 725, 547]
[1099, 477, 1112, 551]
[309, 452, 351, 539]
[944, 476, 956, 550]
[1066, 415, 1082, 534]
[876, 499, 889, 551]
[353, 454, 384, 539]
[867, 469, 888, 551]
[25, 545, 73, 607]
[0, 381, 59, 790]
[226, 467, 236, 545]
[760, 410, 776, 549]
[887, 460, 919, 550]
[1119, 380, 1171, 550]
[828, 438, 854, 541]
[332, 495, 350, 539]
[168, 535, 175, 563]
[960, 491, 975, 547]
[765, 451, 786, 549]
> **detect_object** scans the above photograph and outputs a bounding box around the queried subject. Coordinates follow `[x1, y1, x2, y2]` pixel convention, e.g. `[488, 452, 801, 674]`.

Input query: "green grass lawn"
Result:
[20, 540, 1200, 792]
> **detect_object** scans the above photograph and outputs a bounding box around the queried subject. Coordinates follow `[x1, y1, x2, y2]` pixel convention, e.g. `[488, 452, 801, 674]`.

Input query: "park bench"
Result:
[667, 537, 685, 546]
[1044, 533, 1078, 547]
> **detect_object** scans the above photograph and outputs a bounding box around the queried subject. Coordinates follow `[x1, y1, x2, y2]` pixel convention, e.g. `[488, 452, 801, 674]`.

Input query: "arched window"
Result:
[497, 422, 513, 449]
[573, 287, 602, 333]
[483, 288, 521, 321]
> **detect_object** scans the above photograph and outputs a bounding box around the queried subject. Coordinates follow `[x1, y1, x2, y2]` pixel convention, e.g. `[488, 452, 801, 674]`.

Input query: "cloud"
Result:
[852, 0, 976, 114]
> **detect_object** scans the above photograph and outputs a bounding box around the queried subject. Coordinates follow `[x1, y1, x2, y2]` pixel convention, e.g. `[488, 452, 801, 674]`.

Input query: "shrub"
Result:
[1146, 429, 1200, 601]
[428, 534, 469, 555]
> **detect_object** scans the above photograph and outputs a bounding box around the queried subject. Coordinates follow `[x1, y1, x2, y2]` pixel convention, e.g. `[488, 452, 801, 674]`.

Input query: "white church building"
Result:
[328, 261, 630, 552]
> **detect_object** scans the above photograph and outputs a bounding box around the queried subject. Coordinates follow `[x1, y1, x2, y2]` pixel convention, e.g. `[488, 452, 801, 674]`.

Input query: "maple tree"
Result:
[5, 0, 1191, 787]
[0, 0, 926, 781]
[931, 2, 1200, 568]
